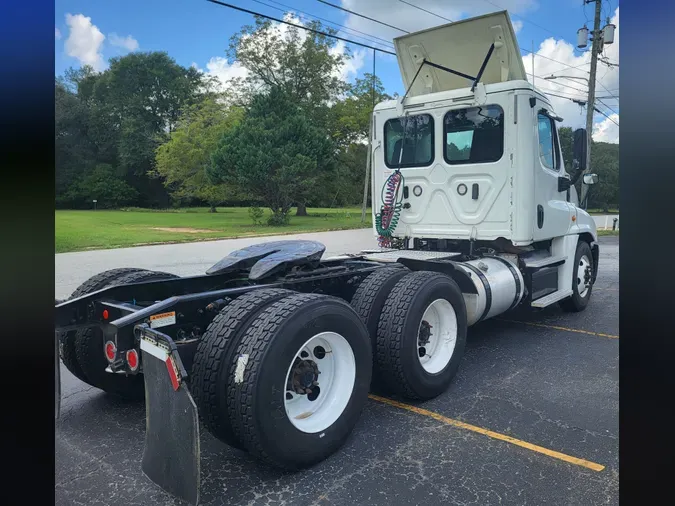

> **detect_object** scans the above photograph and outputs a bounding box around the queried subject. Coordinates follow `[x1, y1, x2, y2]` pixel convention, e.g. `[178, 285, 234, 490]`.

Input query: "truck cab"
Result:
[370, 11, 599, 309]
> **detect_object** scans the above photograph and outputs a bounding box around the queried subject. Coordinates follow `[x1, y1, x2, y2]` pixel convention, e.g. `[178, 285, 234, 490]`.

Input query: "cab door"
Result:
[532, 110, 572, 240]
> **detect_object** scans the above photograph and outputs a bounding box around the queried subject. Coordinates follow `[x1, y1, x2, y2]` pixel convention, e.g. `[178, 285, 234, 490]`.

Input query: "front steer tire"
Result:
[376, 271, 467, 401]
[74, 269, 179, 400]
[560, 240, 594, 313]
[190, 288, 295, 450]
[227, 293, 372, 470]
[59, 268, 148, 386]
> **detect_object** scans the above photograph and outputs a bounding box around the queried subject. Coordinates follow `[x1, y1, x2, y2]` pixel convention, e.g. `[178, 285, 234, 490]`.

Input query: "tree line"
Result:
[55, 18, 388, 224]
[558, 127, 619, 212]
[55, 17, 618, 222]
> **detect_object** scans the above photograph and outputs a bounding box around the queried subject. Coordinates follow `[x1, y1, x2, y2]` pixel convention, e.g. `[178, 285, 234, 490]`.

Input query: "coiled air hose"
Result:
[375, 169, 405, 248]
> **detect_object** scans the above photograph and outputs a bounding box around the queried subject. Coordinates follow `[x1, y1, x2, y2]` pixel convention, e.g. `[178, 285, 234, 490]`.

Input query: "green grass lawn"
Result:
[587, 209, 620, 215]
[56, 207, 372, 253]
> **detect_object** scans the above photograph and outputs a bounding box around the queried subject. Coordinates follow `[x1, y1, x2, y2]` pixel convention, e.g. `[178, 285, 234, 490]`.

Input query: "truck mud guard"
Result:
[137, 324, 201, 505]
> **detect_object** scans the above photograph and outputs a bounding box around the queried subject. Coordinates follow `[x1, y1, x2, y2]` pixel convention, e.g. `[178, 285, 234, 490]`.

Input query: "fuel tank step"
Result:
[531, 289, 573, 308]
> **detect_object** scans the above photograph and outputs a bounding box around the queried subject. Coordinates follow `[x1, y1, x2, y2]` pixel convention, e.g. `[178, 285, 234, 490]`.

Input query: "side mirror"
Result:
[572, 128, 587, 173]
[583, 173, 599, 185]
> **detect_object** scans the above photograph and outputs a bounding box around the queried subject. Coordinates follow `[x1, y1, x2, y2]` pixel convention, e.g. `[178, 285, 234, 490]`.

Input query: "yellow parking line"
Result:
[369, 394, 605, 472]
[497, 319, 619, 339]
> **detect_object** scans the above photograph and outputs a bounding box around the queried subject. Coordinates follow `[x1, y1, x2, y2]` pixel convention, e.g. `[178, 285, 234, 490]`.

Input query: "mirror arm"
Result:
[569, 167, 584, 185]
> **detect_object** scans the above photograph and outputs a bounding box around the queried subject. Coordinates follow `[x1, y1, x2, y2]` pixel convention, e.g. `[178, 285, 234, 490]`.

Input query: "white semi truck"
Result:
[55, 11, 598, 504]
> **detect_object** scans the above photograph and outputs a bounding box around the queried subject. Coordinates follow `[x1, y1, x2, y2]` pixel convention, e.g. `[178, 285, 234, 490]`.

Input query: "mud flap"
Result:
[138, 325, 200, 505]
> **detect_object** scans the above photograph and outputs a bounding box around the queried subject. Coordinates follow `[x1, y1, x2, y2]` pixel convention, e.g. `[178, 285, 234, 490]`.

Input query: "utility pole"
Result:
[361, 49, 376, 223]
[580, 0, 603, 208]
[531, 41, 535, 88]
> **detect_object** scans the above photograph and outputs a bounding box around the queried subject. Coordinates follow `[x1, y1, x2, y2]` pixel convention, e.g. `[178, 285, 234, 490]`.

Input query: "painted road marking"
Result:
[369, 395, 605, 472]
[497, 319, 619, 339]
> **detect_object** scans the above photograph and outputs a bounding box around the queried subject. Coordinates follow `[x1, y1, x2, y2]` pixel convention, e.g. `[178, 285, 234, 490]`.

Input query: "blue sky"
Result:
[54, 0, 619, 142]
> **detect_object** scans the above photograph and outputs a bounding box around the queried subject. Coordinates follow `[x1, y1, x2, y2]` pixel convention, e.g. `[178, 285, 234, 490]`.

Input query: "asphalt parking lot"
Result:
[56, 236, 619, 506]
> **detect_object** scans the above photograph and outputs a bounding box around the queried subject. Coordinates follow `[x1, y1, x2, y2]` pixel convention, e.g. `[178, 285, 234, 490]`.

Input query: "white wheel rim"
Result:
[417, 299, 458, 374]
[283, 332, 356, 434]
[577, 255, 591, 298]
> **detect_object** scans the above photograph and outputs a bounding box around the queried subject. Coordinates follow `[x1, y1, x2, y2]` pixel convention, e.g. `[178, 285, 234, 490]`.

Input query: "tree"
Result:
[587, 141, 619, 211]
[69, 164, 138, 209]
[55, 78, 96, 207]
[209, 87, 336, 225]
[558, 126, 574, 171]
[558, 126, 619, 210]
[226, 18, 350, 115]
[330, 73, 391, 148]
[152, 97, 245, 211]
[55, 53, 212, 208]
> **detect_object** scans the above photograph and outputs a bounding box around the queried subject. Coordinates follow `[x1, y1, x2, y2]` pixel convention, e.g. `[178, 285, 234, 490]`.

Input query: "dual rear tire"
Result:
[191, 290, 372, 470]
[352, 268, 468, 400]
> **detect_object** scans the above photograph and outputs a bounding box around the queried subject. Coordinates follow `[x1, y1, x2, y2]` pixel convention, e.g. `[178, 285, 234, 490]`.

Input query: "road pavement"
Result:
[55, 233, 619, 506]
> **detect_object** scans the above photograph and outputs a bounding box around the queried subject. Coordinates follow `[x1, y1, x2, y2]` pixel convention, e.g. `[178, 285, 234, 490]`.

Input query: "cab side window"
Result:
[537, 112, 560, 171]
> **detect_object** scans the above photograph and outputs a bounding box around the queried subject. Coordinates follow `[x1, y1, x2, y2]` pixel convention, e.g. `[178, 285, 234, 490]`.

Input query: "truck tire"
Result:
[376, 271, 467, 401]
[59, 268, 148, 386]
[190, 288, 295, 450]
[560, 240, 594, 312]
[74, 270, 179, 399]
[228, 293, 372, 470]
[350, 266, 408, 388]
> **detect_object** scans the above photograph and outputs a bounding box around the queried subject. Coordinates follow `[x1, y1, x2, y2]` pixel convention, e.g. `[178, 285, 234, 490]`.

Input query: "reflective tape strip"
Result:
[140, 338, 169, 361]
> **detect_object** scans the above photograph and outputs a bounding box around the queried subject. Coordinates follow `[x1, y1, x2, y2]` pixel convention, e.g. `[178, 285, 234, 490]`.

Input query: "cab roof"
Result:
[374, 79, 553, 112]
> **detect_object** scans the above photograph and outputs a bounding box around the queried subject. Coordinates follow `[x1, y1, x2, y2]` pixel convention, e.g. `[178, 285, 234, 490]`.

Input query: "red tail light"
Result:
[104, 341, 117, 362]
[126, 349, 139, 371]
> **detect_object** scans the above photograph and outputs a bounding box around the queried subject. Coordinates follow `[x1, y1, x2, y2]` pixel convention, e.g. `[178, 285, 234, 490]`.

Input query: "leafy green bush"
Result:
[248, 206, 265, 225]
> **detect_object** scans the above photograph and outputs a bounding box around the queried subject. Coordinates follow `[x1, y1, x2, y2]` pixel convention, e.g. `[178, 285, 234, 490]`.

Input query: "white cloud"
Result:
[512, 20, 523, 34]
[55, 27, 61, 40]
[199, 56, 249, 90]
[522, 7, 619, 142]
[109, 32, 139, 52]
[340, 0, 537, 43]
[593, 113, 619, 143]
[330, 41, 366, 82]
[64, 13, 106, 71]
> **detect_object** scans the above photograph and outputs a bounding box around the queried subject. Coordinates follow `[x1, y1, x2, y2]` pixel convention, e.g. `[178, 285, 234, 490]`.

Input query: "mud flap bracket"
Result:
[137, 324, 200, 505]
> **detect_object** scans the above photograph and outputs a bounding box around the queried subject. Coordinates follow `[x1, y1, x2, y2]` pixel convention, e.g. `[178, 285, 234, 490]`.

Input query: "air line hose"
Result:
[375, 169, 405, 248]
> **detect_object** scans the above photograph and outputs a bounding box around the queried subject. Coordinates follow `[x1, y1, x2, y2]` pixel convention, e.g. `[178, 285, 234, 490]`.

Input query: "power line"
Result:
[261, 0, 395, 48]
[594, 106, 619, 126]
[317, 0, 410, 34]
[597, 98, 619, 116]
[206, 0, 396, 55]
[595, 79, 619, 102]
[539, 91, 620, 128]
[397, 0, 454, 23]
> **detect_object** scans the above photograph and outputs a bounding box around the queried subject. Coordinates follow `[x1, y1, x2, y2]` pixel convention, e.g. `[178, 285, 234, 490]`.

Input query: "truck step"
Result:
[524, 255, 567, 269]
[531, 289, 573, 308]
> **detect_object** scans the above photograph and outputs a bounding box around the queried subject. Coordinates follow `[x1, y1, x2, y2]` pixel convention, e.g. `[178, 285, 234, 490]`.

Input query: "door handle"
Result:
[472, 183, 479, 200]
